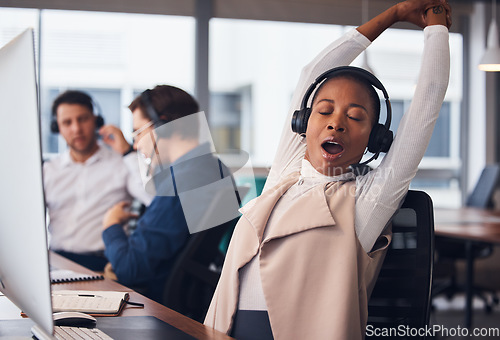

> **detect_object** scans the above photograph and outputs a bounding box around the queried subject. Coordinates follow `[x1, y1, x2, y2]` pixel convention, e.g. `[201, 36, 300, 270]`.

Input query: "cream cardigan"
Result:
[205, 173, 391, 339]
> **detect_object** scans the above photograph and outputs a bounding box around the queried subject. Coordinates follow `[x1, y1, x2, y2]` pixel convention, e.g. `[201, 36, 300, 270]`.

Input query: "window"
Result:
[40, 10, 194, 154]
[1, 7, 464, 208]
[210, 91, 244, 153]
[210, 19, 344, 166]
[0, 8, 195, 154]
[0, 8, 38, 45]
[390, 100, 454, 158]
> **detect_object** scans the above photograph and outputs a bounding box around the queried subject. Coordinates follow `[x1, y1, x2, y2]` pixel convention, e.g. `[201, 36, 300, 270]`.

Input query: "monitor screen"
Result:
[0, 28, 54, 336]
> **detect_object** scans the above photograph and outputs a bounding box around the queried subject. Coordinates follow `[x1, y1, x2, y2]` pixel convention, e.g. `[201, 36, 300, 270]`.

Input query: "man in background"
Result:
[101, 85, 240, 302]
[44, 90, 152, 271]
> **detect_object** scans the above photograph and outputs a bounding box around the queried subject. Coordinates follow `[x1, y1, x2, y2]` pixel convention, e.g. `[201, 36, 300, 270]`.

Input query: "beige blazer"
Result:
[205, 173, 391, 340]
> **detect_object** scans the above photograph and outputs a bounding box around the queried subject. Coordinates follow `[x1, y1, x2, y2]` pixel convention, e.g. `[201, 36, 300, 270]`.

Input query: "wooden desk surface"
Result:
[434, 207, 500, 244]
[433, 207, 500, 328]
[0, 252, 233, 340]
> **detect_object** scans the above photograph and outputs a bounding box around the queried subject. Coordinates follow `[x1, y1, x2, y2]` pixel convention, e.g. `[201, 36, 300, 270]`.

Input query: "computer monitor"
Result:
[0, 28, 200, 340]
[0, 28, 54, 336]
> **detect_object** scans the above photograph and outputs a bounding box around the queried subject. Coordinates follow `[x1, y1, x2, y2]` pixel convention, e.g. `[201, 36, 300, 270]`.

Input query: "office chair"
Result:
[433, 164, 500, 313]
[367, 190, 434, 339]
[162, 185, 248, 322]
[162, 217, 239, 322]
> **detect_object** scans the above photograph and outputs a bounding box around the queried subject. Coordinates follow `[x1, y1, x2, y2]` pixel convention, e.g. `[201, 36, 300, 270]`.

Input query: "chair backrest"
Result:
[162, 217, 239, 322]
[161, 184, 249, 322]
[367, 190, 434, 339]
[466, 164, 500, 208]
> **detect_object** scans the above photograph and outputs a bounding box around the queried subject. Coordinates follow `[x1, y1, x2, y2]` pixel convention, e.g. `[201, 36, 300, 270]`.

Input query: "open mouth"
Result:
[322, 141, 344, 156]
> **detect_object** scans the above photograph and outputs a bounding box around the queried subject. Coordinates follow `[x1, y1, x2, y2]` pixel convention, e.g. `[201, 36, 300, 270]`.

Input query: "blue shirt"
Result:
[103, 194, 189, 302]
[102, 143, 235, 302]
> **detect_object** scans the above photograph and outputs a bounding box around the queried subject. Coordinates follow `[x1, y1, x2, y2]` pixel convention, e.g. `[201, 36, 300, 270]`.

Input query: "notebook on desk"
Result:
[0, 29, 196, 340]
[50, 268, 105, 283]
[52, 290, 129, 316]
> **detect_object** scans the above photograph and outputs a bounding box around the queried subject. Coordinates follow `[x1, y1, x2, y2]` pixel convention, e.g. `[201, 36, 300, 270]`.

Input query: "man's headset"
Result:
[291, 66, 393, 165]
[50, 94, 104, 134]
[141, 89, 163, 127]
[138, 89, 166, 172]
[141, 89, 180, 141]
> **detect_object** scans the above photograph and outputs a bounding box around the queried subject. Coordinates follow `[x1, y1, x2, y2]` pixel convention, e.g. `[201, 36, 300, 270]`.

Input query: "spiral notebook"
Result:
[50, 269, 104, 284]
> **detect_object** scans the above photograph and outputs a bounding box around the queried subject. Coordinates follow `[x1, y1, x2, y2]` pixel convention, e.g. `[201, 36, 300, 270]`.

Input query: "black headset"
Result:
[50, 94, 104, 134]
[141, 89, 175, 140]
[291, 66, 393, 164]
[141, 89, 163, 127]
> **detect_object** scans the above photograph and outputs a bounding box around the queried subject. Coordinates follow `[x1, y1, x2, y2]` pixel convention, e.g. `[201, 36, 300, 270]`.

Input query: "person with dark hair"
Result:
[101, 85, 238, 302]
[43, 90, 152, 271]
[204, 1, 450, 339]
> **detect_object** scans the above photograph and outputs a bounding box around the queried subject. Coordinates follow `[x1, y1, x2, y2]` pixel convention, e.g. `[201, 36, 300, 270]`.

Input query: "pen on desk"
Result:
[124, 300, 145, 307]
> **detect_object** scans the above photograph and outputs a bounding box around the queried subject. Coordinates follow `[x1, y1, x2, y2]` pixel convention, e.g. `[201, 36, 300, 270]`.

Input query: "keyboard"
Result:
[54, 326, 113, 339]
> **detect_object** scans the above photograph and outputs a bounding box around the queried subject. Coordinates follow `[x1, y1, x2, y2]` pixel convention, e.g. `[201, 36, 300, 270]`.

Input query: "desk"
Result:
[434, 207, 500, 329]
[0, 252, 233, 340]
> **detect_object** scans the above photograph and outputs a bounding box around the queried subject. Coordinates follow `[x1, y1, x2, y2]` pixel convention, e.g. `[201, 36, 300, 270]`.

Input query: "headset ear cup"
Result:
[368, 124, 386, 153]
[302, 108, 311, 134]
[51, 115, 104, 134]
[50, 119, 59, 133]
[291, 108, 311, 135]
[379, 129, 393, 153]
[95, 115, 105, 129]
[292, 109, 301, 133]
